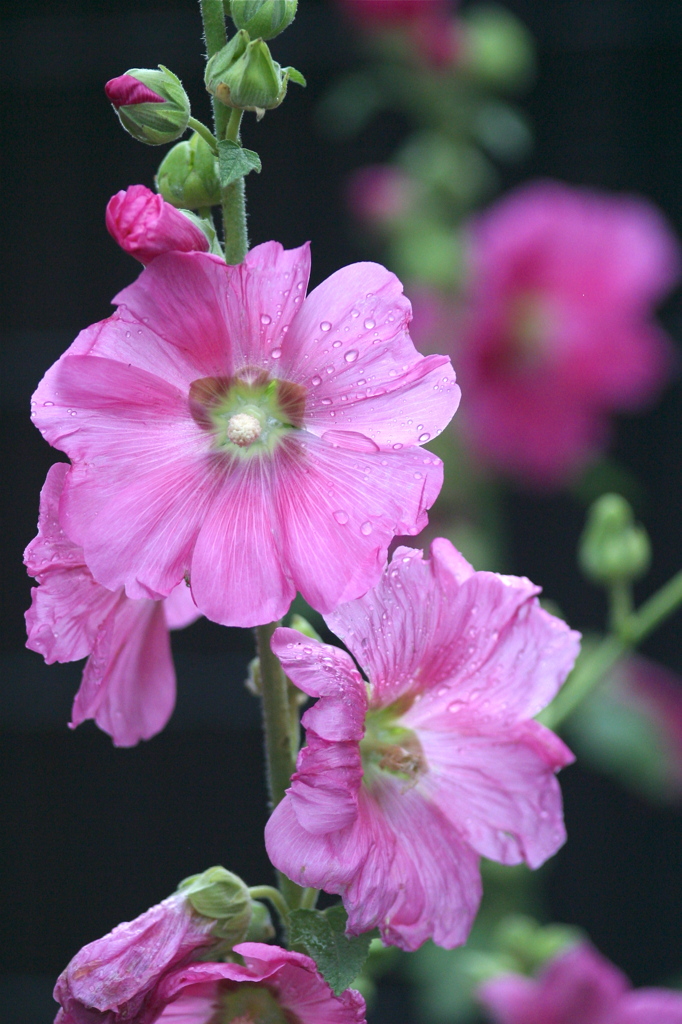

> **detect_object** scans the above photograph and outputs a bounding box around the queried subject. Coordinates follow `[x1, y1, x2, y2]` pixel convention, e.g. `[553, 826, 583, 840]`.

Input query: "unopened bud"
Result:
[244, 900, 275, 942]
[206, 33, 305, 115]
[105, 66, 190, 145]
[461, 6, 535, 91]
[156, 132, 221, 209]
[228, 0, 298, 40]
[177, 866, 252, 944]
[579, 494, 651, 586]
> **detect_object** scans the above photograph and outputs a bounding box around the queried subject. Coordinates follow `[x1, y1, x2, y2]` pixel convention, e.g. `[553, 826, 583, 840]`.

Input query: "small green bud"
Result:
[206, 34, 305, 115]
[462, 5, 535, 91]
[178, 866, 252, 944]
[105, 66, 190, 146]
[244, 900, 276, 942]
[156, 132, 221, 209]
[229, 0, 298, 40]
[579, 494, 651, 586]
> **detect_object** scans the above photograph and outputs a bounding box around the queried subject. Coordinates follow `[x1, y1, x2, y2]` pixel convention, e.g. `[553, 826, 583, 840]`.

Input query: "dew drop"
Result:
[311, 375, 322, 386]
[43, 401, 54, 407]
[360, 521, 372, 536]
[414, 472, 423, 480]
[363, 318, 375, 330]
[344, 349, 359, 363]
[260, 313, 272, 325]
[350, 308, 360, 318]
[271, 347, 282, 359]
[320, 321, 332, 332]
[321, 397, 333, 406]
[332, 340, 342, 348]
[419, 432, 431, 442]
[392, 443, 403, 450]
[333, 510, 349, 525]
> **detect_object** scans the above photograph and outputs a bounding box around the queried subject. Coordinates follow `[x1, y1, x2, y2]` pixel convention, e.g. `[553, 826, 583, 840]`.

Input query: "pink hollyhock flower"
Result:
[32, 242, 458, 627]
[458, 181, 680, 487]
[105, 73, 165, 108]
[25, 463, 199, 746]
[106, 185, 210, 265]
[54, 890, 218, 1024]
[477, 942, 682, 1023]
[338, 1, 460, 66]
[347, 165, 414, 227]
[265, 538, 579, 951]
[151, 943, 366, 1023]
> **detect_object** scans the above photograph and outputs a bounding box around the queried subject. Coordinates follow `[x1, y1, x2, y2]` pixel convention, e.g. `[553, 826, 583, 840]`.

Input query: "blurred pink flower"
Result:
[478, 942, 682, 1023]
[32, 242, 459, 627]
[106, 185, 210, 265]
[153, 943, 366, 1023]
[54, 889, 217, 1024]
[25, 463, 199, 746]
[266, 538, 579, 951]
[338, 0, 460, 66]
[347, 165, 414, 227]
[616, 656, 682, 789]
[458, 181, 680, 487]
[105, 73, 164, 108]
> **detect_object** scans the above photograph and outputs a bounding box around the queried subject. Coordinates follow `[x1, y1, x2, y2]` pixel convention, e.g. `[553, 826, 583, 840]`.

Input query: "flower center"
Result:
[189, 369, 306, 458]
[360, 705, 426, 785]
[226, 411, 263, 447]
[213, 982, 297, 1024]
[505, 291, 553, 370]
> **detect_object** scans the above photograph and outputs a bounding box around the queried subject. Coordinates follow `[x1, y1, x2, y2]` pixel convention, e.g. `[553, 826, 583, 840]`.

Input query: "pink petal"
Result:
[105, 73, 164, 107]
[106, 186, 210, 265]
[619, 991, 682, 1023]
[189, 456, 294, 627]
[288, 735, 364, 835]
[279, 433, 443, 613]
[476, 974, 546, 1023]
[71, 597, 177, 747]
[163, 582, 201, 629]
[281, 260, 459, 447]
[418, 722, 572, 867]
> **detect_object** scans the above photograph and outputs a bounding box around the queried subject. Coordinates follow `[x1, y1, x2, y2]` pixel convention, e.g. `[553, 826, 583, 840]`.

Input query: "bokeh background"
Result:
[2, 1, 682, 1021]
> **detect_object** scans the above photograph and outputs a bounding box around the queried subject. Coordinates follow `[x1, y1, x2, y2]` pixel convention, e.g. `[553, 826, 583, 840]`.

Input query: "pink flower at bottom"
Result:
[32, 241, 459, 627]
[106, 185, 210, 265]
[265, 538, 579, 951]
[54, 891, 218, 1024]
[25, 463, 199, 746]
[478, 942, 682, 1024]
[153, 943, 366, 1023]
[458, 181, 680, 487]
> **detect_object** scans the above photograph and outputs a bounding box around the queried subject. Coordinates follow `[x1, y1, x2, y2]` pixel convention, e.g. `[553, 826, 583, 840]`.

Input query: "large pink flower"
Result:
[152, 943, 366, 1023]
[265, 538, 579, 951]
[477, 942, 682, 1024]
[458, 181, 680, 486]
[32, 242, 458, 627]
[106, 185, 210, 265]
[25, 463, 199, 746]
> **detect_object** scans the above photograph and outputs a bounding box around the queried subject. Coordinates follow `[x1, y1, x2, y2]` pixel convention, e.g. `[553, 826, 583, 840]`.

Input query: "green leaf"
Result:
[284, 66, 306, 87]
[288, 906, 374, 995]
[217, 139, 262, 188]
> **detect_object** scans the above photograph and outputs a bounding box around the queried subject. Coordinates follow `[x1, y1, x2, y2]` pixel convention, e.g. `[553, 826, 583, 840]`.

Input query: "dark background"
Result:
[2, 1, 682, 1021]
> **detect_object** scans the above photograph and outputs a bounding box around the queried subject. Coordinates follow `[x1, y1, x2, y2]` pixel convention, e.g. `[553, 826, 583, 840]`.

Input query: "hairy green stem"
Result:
[222, 109, 248, 264]
[541, 568, 682, 730]
[187, 116, 218, 154]
[255, 622, 305, 909]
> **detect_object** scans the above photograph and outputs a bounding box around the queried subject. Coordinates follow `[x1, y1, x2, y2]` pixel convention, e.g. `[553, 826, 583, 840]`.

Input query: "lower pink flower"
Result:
[265, 538, 579, 951]
[152, 943, 366, 1023]
[25, 463, 199, 747]
[106, 185, 211, 265]
[478, 942, 682, 1023]
[458, 181, 680, 487]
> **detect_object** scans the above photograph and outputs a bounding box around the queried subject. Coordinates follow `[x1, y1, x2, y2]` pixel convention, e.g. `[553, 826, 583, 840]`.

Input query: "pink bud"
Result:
[105, 185, 211, 265]
[105, 73, 164, 108]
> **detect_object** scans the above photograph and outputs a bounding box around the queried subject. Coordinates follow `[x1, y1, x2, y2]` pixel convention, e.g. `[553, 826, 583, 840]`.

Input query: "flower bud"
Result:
[244, 900, 276, 941]
[106, 184, 211, 264]
[461, 6, 535, 91]
[206, 33, 305, 114]
[177, 866, 253, 944]
[105, 65, 190, 145]
[228, 0, 298, 40]
[579, 494, 651, 586]
[156, 132, 221, 209]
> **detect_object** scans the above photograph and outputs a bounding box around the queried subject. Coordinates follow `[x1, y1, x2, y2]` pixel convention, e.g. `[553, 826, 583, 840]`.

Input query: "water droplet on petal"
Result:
[360, 521, 372, 536]
[333, 510, 349, 525]
[393, 443, 403, 450]
[350, 308, 360, 318]
[321, 397, 332, 406]
[43, 401, 54, 407]
[260, 313, 272, 325]
[332, 340, 342, 348]
[363, 318, 375, 330]
[344, 349, 359, 363]
[311, 375, 322, 386]
[271, 347, 282, 359]
[320, 321, 332, 332]
[419, 432, 431, 442]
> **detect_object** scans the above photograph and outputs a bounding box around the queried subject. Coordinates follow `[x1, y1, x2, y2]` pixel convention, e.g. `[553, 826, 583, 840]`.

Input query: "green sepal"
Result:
[285, 67, 306, 88]
[177, 866, 252, 943]
[218, 139, 262, 188]
[289, 905, 376, 995]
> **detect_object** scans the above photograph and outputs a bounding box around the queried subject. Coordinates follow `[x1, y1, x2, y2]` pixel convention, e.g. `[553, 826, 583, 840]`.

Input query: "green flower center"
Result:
[211, 983, 298, 1024]
[360, 704, 426, 784]
[189, 368, 306, 457]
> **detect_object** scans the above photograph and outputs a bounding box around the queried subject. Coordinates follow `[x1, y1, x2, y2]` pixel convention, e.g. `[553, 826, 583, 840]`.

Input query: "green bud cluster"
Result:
[156, 133, 221, 209]
[579, 493, 651, 586]
[205, 30, 305, 116]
